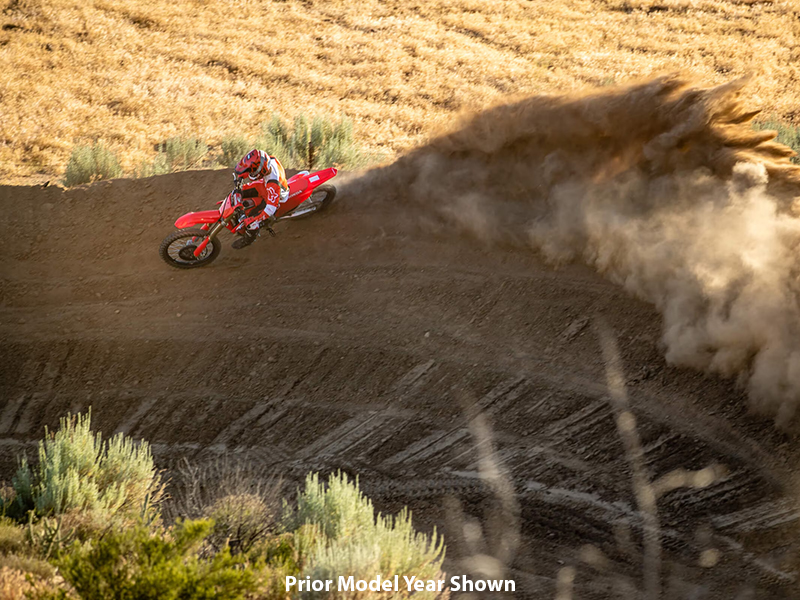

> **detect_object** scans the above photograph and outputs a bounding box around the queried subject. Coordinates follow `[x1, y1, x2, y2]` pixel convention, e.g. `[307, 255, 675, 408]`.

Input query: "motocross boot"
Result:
[232, 227, 258, 249]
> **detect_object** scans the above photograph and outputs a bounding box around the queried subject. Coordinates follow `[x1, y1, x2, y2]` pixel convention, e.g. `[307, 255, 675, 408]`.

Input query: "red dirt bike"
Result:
[159, 168, 337, 269]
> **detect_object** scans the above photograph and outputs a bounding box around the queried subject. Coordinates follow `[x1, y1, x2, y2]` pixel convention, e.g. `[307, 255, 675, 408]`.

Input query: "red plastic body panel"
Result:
[175, 210, 220, 228]
[276, 168, 337, 217]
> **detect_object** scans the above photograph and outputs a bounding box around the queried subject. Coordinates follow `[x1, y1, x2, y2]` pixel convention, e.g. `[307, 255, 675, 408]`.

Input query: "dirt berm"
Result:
[3, 79, 800, 598]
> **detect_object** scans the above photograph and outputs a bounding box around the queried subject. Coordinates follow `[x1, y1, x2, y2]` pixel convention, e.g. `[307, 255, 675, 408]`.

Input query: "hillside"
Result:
[1, 0, 799, 182]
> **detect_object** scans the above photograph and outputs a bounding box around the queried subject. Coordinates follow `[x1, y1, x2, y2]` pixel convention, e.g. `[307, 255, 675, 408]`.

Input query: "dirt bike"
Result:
[159, 168, 337, 269]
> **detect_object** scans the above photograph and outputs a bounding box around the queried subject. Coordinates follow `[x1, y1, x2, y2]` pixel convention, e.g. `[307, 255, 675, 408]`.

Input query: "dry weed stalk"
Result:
[595, 320, 735, 598]
[442, 393, 520, 599]
[597, 319, 663, 600]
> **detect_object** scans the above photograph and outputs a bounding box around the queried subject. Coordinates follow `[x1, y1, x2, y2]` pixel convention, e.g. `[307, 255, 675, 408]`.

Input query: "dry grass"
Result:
[1, 0, 798, 183]
[0, 567, 31, 600]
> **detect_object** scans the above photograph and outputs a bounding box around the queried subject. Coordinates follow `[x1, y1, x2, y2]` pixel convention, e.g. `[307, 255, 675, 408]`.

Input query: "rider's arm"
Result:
[266, 157, 289, 191]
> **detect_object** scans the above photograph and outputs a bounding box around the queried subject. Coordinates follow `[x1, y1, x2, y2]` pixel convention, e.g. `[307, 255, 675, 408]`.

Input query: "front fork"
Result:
[192, 217, 232, 258]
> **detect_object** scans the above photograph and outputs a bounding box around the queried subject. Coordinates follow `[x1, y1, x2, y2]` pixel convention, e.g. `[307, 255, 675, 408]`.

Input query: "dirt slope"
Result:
[0, 165, 798, 598]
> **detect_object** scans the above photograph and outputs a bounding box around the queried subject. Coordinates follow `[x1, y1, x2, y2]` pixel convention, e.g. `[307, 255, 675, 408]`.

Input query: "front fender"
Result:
[174, 210, 220, 228]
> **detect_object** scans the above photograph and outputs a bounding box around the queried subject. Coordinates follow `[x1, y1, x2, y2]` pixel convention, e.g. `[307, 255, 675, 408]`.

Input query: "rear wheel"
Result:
[282, 184, 337, 220]
[159, 228, 221, 269]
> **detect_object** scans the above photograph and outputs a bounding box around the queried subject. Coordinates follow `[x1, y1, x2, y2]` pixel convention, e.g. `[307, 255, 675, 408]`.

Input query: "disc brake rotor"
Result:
[177, 245, 198, 260]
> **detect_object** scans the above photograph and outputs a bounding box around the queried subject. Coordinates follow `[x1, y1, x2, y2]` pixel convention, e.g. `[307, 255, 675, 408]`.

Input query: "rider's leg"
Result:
[232, 204, 277, 249]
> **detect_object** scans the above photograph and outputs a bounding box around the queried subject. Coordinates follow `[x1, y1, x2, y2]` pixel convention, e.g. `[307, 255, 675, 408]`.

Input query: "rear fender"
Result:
[174, 210, 220, 228]
[286, 167, 337, 196]
[305, 167, 337, 188]
[279, 168, 337, 216]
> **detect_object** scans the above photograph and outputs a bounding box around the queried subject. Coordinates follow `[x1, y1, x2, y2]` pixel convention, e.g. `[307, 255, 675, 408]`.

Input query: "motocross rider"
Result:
[231, 149, 290, 249]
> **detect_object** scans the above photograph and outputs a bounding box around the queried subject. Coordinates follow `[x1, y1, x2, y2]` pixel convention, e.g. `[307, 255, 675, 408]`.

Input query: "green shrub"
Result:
[288, 472, 445, 598]
[133, 153, 170, 178]
[219, 135, 252, 168]
[164, 456, 282, 557]
[310, 115, 370, 171]
[62, 142, 123, 186]
[203, 493, 275, 556]
[753, 118, 800, 164]
[7, 410, 161, 527]
[288, 115, 312, 168]
[255, 113, 372, 170]
[164, 135, 208, 171]
[220, 113, 372, 172]
[291, 472, 375, 542]
[56, 519, 256, 600]
[245, 532, 308, 600]
[257, 113, 292, 162]
[133, 136, 209, 178]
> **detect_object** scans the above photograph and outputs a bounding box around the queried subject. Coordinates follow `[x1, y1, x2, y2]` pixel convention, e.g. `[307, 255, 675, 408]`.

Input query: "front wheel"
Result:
[281, 184, 337, 220]
[159, 228, 221, 269]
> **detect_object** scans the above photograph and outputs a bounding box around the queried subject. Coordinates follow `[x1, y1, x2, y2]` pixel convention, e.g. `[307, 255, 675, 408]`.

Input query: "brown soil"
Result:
[1, 169, 798, 598]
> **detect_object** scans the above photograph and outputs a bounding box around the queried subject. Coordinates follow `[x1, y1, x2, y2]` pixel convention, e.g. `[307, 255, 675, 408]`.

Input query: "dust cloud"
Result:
[351, 75, 800, 426]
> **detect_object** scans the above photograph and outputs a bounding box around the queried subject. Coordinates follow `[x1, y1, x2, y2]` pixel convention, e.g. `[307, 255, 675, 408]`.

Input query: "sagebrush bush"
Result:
[289, 472, 445, 599]
[7, 410, 161, 526]
[310, 116, 371, 171]
[292, 472, 375, 542]
[133, 153, 170, 178]
[247, 113, 372, 171]
[164, 135, 208, 171]
[133, 135, 209, 178]
[62, 142, 123, 186]
[257, 114, 292, 164]
[219, 135, 252, 168]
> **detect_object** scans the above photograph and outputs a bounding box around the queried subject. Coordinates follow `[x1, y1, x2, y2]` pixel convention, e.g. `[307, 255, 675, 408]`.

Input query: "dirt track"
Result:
[1, 169, 798, 598]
